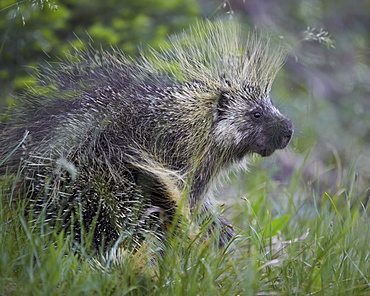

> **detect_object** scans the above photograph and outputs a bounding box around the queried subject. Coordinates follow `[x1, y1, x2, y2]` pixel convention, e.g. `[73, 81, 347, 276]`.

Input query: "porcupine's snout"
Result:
[280, 117, 294, 148]
[252, 113, 293, 157]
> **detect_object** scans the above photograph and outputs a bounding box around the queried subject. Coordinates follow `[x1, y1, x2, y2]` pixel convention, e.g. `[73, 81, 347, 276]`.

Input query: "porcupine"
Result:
[0, 20, 293, 250]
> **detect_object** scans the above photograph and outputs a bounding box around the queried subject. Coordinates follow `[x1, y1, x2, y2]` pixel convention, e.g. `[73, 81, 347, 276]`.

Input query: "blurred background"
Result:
[1, 0, 369, 202]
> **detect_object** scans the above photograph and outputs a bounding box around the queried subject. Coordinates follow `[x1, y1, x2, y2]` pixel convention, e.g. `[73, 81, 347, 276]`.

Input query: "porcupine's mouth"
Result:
[258, 148, 275, 157]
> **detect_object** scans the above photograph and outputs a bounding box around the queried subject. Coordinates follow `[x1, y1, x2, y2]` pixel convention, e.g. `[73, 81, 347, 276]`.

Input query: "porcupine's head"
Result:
[214, 83, 293, 159]
[144, 20, 293, 160]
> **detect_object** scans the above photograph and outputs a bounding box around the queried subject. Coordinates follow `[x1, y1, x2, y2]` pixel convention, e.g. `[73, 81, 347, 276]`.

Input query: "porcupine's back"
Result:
[0, 49, 181, 249]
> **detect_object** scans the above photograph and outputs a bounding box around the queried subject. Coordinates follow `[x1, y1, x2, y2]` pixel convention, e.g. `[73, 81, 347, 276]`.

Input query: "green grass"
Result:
[1, 155, 369, 296]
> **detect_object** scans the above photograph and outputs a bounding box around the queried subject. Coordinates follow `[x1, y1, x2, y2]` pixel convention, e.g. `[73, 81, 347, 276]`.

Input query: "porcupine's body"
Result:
[0, 21, 293, 250]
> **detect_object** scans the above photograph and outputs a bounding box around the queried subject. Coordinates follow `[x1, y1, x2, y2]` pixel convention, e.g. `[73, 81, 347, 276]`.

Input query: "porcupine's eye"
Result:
[253, 111, 262, 119]
[245, 109, 263, 120]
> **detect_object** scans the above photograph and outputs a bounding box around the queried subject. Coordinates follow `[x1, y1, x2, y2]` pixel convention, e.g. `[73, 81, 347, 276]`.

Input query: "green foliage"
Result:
[1, 151, 369, 295]
[302, 27, 335, 49]
[0, 0, 199, 105]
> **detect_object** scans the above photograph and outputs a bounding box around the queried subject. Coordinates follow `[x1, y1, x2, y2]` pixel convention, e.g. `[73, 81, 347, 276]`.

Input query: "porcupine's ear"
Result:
[214, 90, 230, 121]
[214, 74, 232, 119]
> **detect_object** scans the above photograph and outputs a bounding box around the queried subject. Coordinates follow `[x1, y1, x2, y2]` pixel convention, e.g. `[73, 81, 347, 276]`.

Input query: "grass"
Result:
[1, 151, 369, 296]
